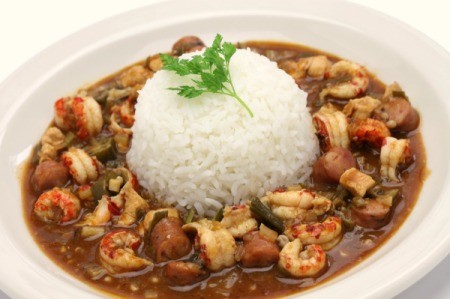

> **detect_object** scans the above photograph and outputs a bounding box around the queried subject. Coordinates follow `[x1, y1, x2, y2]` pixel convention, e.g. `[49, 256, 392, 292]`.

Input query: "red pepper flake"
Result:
[273, 186, 287, 193]
[130, 172, 139, 190]
[130, 240, 140, 251]
[108, 200, 121, 215]
[200, 244, 211, 266]
[78, 184, 90, 192]
[323, 220, 337, 232]
[72, 97, 89, 140]
[300, 264, 311, 271]
[61, 154, 73, 167]
[305, 224, 324, 239]
[54, 98, 68, 119]
[231, 204, 245, 210]
[302, 189, 314, 197]
[194, 235, 200, 250]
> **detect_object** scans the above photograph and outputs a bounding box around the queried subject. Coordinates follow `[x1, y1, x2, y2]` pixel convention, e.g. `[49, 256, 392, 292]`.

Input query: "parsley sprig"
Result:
[160, 34, 253, 117]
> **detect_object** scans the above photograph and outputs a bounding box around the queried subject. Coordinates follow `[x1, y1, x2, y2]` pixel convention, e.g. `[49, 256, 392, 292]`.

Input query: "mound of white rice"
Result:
[127, 48, 319, 216]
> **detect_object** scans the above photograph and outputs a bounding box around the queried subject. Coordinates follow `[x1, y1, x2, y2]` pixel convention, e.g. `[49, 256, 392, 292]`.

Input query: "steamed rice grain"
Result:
[127, 48, 319, 215]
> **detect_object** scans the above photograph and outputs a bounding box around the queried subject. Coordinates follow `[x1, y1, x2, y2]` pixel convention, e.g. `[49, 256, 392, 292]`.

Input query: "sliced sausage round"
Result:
[351, 200, 390, 229]
[373, 98, 420, 132]
[164, 261, 209, 286]
[239, 231, 280, 268]
[172, 36, 205, 56]
[150, 217, 192, 263]
[312, 147, 357, 184]
[32, 160, 70, 194]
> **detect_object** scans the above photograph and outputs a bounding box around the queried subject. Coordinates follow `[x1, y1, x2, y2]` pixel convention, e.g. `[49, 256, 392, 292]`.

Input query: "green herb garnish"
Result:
[160, 34, 253, 117]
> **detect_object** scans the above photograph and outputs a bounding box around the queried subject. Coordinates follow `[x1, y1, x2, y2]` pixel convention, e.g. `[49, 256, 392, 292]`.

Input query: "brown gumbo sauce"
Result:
[22, 37, 426, 298]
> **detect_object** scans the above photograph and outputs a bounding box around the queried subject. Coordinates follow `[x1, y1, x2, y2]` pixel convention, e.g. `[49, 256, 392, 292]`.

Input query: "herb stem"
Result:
[220, 86, 254, 118]
[230, 92, 254, 118]
[225, 60, 254, 117]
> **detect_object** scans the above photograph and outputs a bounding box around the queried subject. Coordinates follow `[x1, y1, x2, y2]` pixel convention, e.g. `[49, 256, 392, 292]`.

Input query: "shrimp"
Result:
[267, 189, 316, 208]
[298, 55, 332, 79]
[380, 137, 412, 181]
[54, 97, 76, 131]
[281, 55, 331, 80]
[99, 230, 152, 274]
[311, 196, 333, 216]
[109, 108, 133, 154]
[146, 54, 163, 72]
[40, 127, 65, 148]
[72, 97, 103, 139]
[61, 147, 101, 185]
[38, 127, 66, 163]
[220, 205, 258, 238]
[119, 65, 152, 88]
[267, 189, 331, 220]
[343, 96, 381, 121]
[313, 104, 350, 151]
[80, 174, 147, 227]
[118, 99, 135, 128]
[34, 188, 80, 223]
[54, 96, 103, 140]
[116, 181, 149, 226]
[319, 60, 369, 100]
[138, 208, 180, 236]
[348, 118, 391, 149]
[77, 196, 117, 226]
[285, 216, 342, 250]
[38, 143, 58, 164]
[106, 88, 132, 103]
[103, 167, 138, 210]
[278, 239, 327, 278]
[110, 98, 135, 129]
[271, 206, 308, 220]
[183, 219, 236, 271]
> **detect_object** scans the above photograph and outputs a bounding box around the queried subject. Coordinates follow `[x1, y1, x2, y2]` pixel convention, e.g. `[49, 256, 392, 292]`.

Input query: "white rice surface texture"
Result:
[127, 48, 319, 216]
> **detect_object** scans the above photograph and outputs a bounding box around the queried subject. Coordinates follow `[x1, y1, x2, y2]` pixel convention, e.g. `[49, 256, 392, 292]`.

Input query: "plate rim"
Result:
[0, 0, 450, 298]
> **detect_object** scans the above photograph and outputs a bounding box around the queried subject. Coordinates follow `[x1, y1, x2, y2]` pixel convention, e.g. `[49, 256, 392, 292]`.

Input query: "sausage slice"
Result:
[164, 261, 208, 286]
[373, 98, 420, 132]
[172, 36, 205, 56]
[312, 147, 357, 184]
[150, 217, 192, 263]
[351, 200, 390, 229]
[239, 231, 280, 268]
[32, 160, 69, 193]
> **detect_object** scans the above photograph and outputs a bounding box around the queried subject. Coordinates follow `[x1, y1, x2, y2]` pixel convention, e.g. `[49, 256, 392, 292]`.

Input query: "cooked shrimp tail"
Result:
[99, 230, 152, 274]
[278, 239, 327, 277]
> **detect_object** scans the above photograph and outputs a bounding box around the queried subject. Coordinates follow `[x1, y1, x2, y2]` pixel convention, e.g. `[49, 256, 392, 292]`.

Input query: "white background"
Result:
[0, 0, 449, 298]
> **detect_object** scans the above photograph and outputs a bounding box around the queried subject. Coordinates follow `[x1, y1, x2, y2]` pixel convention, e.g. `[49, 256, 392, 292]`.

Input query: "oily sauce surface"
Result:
[23, 41, 426, 298]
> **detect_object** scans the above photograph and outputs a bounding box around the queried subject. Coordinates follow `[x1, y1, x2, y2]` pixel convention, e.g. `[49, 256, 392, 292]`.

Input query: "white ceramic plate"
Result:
[1, 0, 450, 298]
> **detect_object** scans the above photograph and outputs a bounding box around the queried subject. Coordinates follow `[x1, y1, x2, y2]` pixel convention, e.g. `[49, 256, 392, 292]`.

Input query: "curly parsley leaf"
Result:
[168, 86, 205, 98]
[160, 34, 253, 117]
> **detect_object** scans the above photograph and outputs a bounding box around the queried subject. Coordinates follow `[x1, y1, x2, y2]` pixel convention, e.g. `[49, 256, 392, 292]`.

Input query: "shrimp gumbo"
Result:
[23, 36, 426, 298]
